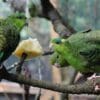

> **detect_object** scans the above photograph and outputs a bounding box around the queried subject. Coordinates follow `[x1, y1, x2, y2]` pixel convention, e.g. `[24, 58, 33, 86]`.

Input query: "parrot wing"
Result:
[79, 31, 100, 65]
[86, 30, 100, 43]
[79, 47, 100, 66]
[80, 48, 99, 60]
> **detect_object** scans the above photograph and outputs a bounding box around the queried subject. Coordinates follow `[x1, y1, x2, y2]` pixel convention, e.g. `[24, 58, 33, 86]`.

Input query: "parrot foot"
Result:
[88, 73, 100, 91]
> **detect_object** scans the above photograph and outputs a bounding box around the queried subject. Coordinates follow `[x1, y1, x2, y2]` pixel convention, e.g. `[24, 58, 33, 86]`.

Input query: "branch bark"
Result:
[40, 0, 76, 38]
[0, 66, 100, 94]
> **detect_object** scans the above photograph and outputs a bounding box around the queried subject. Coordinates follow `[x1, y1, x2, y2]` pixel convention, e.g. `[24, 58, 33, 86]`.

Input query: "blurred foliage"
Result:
[57, 0, 100, 31]
[0, 0, 13, 18]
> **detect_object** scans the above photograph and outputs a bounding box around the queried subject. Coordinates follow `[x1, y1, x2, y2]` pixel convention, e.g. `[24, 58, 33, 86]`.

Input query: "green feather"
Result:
[0, 52, 4, 60]
[51, 52, 68, 67]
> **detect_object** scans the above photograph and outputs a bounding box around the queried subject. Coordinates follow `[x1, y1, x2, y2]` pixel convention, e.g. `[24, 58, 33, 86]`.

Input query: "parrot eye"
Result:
[55, 39, 62, 44]
[55, 38, 62, 44]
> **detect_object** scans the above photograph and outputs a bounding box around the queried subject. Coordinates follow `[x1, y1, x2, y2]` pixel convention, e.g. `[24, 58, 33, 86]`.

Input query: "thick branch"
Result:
[40, 0, 76, 38]
[42, 50, 54, 56]
[1, 66, 100, 94]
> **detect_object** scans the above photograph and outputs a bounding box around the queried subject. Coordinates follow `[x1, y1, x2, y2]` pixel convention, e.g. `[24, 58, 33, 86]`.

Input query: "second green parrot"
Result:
[51, 30, 100, 75]
[0, 13, 27, 65]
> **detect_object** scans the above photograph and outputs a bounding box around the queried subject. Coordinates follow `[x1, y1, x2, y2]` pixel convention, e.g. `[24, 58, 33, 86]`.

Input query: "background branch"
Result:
[40, 0, 76, 38]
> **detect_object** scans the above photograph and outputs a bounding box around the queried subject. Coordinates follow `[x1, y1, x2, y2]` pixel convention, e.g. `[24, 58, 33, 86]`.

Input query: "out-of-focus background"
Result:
[0, 0, 100, 100]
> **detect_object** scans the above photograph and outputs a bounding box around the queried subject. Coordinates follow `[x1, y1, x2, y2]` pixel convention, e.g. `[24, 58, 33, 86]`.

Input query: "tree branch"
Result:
[0, 66, 100, 94]
[40, 0, 76, 38]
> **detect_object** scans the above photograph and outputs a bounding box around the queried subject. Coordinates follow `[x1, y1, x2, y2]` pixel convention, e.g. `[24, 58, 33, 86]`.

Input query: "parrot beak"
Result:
[49, 43, 54, 52]
[61, 39, 66, 43]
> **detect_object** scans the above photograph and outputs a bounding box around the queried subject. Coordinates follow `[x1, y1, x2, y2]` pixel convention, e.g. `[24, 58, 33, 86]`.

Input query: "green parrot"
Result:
[51, 30, 100, 76]
[0, 12, 27, 65]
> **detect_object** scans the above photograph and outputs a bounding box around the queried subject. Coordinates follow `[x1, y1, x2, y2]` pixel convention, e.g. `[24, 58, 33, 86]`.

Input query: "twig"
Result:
[0, 66, 100, 94]
[34, 60, 42, 100]
[34, 89, 41, 100]
[42, 50, 54, 56]
[22, 66, 31, 100]
[16, 53, 27, 74]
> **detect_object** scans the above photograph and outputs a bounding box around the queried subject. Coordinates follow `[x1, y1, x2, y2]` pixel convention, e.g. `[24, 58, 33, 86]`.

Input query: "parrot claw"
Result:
[88, 73, 100, 91]
[95, 84, 100, 91]
[87, 73, 96, 80]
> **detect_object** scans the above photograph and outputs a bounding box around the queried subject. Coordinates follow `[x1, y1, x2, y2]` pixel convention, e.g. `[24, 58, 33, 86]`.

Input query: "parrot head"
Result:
[50, 38, 62, 49]
[50, 38, 68, 68]
[50, 38, 65, 50]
